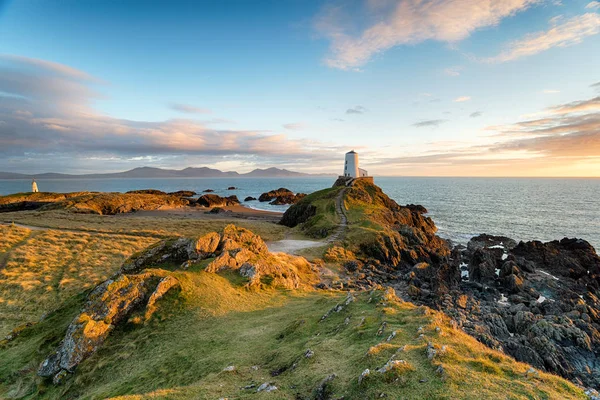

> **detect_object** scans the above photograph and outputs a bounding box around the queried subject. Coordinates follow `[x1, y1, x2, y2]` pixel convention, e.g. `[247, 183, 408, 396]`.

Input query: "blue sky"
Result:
[0, 0, 599, 176]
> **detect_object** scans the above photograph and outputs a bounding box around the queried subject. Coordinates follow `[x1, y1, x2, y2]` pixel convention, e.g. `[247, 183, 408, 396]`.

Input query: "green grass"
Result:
[0, 270, 586, 399]
[292, 187, 342, 238]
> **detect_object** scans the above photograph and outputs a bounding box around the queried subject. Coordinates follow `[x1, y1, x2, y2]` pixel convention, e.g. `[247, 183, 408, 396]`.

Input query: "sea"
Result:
[1, 177, 598, 250]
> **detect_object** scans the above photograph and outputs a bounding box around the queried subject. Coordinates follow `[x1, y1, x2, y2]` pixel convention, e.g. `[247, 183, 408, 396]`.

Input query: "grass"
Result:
[0, 271, 586, 399]
[0, 209, 588, 399]
[0, 210, 287, 241]
[291, 187, 342, 238]
[0, 228, 157, 336]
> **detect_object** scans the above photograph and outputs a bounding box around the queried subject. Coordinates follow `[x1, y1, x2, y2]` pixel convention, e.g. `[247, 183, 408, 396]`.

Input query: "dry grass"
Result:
[0, 210, 287, 241]
[0, 229, 156, 336]
[0, 225, 32, 254]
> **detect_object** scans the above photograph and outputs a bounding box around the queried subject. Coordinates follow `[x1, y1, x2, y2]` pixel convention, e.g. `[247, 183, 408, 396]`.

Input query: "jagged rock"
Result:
[203, 225, 318, 289]
[192, 232, 221, 258]
[196, 194, 239, 207]
[259, 188, 293, 202]
[313, 374, 336, 400]
[38, 272, 179, 379]
[126, 189, 167, 195]
[121, 238, 193, 274]
[405, 204, 428, 214]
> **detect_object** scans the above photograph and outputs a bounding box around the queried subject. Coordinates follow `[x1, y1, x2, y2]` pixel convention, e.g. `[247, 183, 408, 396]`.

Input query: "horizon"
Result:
[0, 1, 599, 177]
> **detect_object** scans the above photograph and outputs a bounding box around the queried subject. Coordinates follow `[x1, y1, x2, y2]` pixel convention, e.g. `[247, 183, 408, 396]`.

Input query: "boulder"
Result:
[227, 186, 238, 190]
[121, 238, 193, 274]
[203, 189, 214, 193]
[38, 272, 179, 379]
[259, 188, 293, 202]
[196, 194, 239, 207]
[244, 196, 257, 201]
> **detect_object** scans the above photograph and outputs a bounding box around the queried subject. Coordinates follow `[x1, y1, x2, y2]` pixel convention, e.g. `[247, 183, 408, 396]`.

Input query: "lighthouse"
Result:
[343, 150, 368, 178]
[344, 150, 359, 178]
[32, 179, 39, 193]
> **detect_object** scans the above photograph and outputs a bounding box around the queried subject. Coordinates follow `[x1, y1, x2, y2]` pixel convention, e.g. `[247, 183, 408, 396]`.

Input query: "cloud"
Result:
[548, 96, 600, 114]
[0, 55, 342, 173]
[412, 119, 447, 128]
[170, 103, 211, 114]
[346, 105, 367, 114]
[470, 111, 483, 118]
[283, 122, 305, 130]
[592, 82, 600, 91]
[368, 93, 600, 176]
[444, 66, 463, 77]
[483, 13, 600, 63]
[586, 1, 600, 10]
[316, 0, 540, 70]
[454, 96, 471, 102]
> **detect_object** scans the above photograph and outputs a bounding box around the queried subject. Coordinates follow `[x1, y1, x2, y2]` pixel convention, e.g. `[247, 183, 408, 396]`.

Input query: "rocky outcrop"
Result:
[203, 225, 319, 289]
[168, 190, 197, 197]
[196, 194, 240, 207]
[126, 189, 167, 195]
[404, 234, 600, 389]
[258, 188, 305, 205]
[244, 196, 257, 201]
[38, 272, 179, 380]
[280, 201, 317, 228]
[120, 238, 193, 274]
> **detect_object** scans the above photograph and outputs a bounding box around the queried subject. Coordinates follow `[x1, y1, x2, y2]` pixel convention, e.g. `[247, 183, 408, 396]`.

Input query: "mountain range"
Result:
[0, 167, 334, 180]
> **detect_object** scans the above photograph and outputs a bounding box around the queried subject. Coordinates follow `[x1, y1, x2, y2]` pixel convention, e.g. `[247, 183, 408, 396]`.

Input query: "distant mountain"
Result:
[0, 167, 332, 179]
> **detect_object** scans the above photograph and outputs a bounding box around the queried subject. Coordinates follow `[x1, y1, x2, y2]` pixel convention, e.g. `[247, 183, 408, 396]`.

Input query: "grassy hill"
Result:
[0, 219, 588, 399]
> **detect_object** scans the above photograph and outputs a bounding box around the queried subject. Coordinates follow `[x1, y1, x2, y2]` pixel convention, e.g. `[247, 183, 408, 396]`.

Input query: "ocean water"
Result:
[1, 177, 598, 249]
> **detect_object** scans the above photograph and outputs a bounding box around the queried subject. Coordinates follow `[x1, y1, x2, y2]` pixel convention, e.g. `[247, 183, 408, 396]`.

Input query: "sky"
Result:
[0, 0, 599, 176]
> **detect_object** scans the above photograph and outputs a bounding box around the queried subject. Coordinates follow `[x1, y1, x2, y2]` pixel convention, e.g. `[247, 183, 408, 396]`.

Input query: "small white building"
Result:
[32, 179, 39, 193]
[343, 150, 368, 178]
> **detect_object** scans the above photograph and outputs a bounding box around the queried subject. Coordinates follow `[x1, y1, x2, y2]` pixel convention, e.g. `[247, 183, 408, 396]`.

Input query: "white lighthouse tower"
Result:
[344, 150, 359, 178]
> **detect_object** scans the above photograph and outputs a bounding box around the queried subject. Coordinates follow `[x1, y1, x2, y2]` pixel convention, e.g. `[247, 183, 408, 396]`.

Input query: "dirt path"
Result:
[328, 187, 348, 243]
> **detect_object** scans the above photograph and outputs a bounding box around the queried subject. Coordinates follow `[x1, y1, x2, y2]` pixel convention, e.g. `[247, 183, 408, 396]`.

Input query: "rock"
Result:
[121, 238, 193, 274]
[196, 194, 239, 207]
[126, 189, 167, 195]
[223, 365, 236, 372]
[305, 349, 315, 358]
[257, 383, 278, 392]
[259, 188, 293, 202]
[52, 370, 68, 385]
[203, 189, 214, 193]
[206, 207, 231, 214]
[167, 190, 196, 197]
[358, 369, 370, 384]
[244, 196, 257, 201]
[227, 186, 238, 190]
[38, 272, 179, 378]
[203, 225, 319, 289]
[377, 359, 408, 374]
[405, 204, 428, 214]
[313, 374, 336, 400]
[192, 232, 221, 258]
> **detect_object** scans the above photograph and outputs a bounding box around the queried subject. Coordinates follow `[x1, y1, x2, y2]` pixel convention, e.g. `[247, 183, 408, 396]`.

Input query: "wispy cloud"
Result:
[592, 82, 600, 91]
[346, 105, 367, 114]
[454, 96, 471, 102]
[283, 122, 306, 130]
[586, 1, 600, 10]
[444, 66, 463, 77]
[316, 0, 540, 70]
[548, 96, 600, 114]
[0, 55, 343, 173]
[482, 13, 600, 63]
[470, 111, 483, 118]
[412, 119, 447, 128]
[170, 103, 211, 114]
